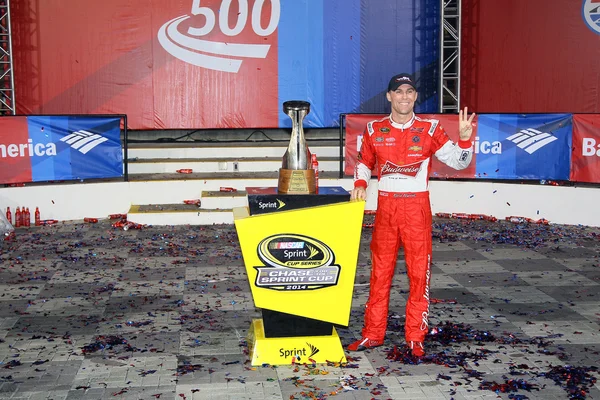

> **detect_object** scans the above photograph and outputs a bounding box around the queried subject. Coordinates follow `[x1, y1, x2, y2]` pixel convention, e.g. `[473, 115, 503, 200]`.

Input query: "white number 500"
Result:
[188, 0, 280, 37]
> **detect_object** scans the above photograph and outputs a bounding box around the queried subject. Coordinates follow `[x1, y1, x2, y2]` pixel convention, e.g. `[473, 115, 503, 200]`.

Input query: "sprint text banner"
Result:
[0, 116, 123, 184]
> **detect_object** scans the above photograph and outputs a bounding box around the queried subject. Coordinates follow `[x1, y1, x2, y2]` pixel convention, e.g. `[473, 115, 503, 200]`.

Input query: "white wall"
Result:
[0, 179, 598, 227]
[429, 181, 598, 226]
[362, 180, 600, 227]
[0, 182, 131, 221]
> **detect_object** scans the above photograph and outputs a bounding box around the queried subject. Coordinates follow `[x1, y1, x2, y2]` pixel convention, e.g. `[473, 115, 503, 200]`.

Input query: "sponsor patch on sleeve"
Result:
[428, 120, 439, 136]
[367, 122, 374, 135]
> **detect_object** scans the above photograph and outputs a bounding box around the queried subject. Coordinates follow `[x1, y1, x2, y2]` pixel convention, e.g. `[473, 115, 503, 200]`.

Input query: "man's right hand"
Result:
[351, 187, 367, 200]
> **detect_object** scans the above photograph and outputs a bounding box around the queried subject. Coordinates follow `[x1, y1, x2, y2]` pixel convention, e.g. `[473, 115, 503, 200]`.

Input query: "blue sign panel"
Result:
[278, 0, 440, 127]
[27, 116, 123, 182]
[474, 114, 572, 180]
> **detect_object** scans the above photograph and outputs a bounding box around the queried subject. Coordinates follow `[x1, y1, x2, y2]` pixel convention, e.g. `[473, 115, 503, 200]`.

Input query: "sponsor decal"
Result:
[306, 343, 319, 358]
[380, 160, 423, 178]
[254, 234, 340, 291]
[157, 0, 281, 72]
[395, 76, 412, 83]
[582, 0, 600, 35]
[367, 123, 374, 135]
[420, 255, 431, 331]
[258, 199, 286, 210]
[460, 150, 469, 161]
[505, 128, 558, 154]
[279, 342, 320, 360]
[412, 135, 420, 143]
[379, 127, 390, 133]
[0, 139, 57, 158]
[474, 136, 502, 154]
[428, 120, 439, 135]
[60, 130, 109, 154]
[408, 145, 422, 152]
[582, 137, 600, 156]
[385, 137, 395, 142]
[1, 129, 111, 159]
[410, 127, 424, 133]
[375, 137, 384, 142]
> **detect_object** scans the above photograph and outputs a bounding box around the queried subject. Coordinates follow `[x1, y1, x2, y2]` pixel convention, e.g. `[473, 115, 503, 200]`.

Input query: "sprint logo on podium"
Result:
[60, 130, 109, 154]
[505, 128, 558, 154]
[246, 319, 344, 366]
[279, 342, 320, 362]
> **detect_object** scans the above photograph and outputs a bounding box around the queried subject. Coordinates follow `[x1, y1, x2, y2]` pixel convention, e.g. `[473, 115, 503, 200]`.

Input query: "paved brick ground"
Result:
[0, 218, 598, 400]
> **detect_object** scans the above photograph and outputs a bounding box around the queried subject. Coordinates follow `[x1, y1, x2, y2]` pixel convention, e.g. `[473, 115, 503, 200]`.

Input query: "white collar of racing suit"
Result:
[389, 113, 416, 130]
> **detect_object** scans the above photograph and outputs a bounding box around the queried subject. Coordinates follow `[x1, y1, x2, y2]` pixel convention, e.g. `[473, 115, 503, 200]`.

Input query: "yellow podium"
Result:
[233, 188, 364, 366]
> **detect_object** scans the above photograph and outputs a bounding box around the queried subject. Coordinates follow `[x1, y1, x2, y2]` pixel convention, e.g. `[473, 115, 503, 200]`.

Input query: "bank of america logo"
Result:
[506, 128, 558, 154]
[583, 0, 600, 35]
[60, 130, 108, 154]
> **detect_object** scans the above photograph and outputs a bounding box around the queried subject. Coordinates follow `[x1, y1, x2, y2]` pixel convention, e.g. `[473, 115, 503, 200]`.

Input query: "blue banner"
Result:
[278, 0, 440, 128]
[474, 114, 572, 180]
[26, 116, 123, 182]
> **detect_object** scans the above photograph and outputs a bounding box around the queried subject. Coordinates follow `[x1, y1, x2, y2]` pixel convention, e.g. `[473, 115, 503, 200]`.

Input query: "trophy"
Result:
[278, 101, 316, 194]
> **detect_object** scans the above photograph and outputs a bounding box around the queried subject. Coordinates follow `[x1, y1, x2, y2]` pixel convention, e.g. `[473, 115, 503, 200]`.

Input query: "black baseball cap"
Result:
[387, 73, 416, 92]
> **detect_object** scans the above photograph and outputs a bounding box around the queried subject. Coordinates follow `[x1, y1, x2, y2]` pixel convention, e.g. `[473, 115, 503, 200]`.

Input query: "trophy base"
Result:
[278, 168, 316, 194]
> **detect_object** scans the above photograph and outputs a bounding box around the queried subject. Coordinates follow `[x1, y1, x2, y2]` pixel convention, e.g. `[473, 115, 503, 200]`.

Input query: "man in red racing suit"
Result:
[348, 73, 475, 357]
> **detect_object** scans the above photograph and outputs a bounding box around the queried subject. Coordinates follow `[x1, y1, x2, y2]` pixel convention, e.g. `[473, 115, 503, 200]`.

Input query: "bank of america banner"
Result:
[475, 114, 572, 180]
[0, 116, 123, 184]
[12, 0, 440, 130]
[571, 114, 600, 183]
[345, 113, 576, 181]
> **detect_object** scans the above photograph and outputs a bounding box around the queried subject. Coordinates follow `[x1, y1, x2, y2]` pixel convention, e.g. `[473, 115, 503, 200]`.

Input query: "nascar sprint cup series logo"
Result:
[254, 234, 340, 291]
[583, 0, 600, 34]
[158, 0, 280, 72]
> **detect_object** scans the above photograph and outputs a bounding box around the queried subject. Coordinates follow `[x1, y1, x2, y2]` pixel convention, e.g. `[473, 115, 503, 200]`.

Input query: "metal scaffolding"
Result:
[0, 0, 14, 115]
[440, 0, 460, 113]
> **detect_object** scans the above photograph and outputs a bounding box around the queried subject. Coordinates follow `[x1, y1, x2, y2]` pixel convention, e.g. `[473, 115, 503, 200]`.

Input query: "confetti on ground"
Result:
[0, 220, 598, 399]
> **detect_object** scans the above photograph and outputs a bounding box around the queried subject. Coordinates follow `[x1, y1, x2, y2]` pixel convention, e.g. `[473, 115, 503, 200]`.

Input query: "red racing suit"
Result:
[354, 113, 473, 343]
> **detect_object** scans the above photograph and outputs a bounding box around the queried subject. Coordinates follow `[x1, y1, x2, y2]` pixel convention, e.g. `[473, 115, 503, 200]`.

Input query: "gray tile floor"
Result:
[0, 218, 598, 399]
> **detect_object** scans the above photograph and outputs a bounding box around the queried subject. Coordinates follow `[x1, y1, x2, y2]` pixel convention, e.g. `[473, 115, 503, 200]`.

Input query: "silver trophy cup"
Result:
[282, 101, 311, 170]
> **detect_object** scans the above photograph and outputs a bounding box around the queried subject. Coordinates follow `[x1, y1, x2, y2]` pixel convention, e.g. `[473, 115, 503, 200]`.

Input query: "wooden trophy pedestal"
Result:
[278, 169, 316, 194]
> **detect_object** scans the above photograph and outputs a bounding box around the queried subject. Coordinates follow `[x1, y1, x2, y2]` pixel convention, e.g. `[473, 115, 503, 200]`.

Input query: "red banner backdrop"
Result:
[344, 114, 478, 178]
[12, 0, 279, 130]
[461, 0, 600, 113]
[571, 114, 600, 183]
[0, 117, 31, 184]
[344, 114, 380, 176]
